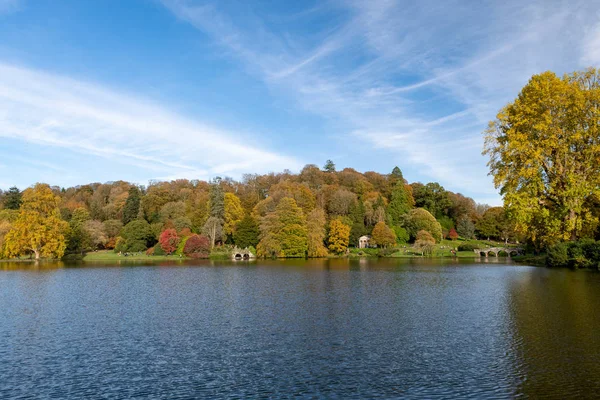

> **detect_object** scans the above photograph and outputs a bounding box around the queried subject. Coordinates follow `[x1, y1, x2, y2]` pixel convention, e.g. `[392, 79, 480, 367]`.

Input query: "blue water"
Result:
[1, 258, 599, 399]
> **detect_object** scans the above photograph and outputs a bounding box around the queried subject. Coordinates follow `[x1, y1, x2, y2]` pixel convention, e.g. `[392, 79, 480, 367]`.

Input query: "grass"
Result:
[83, 250, 189, 262]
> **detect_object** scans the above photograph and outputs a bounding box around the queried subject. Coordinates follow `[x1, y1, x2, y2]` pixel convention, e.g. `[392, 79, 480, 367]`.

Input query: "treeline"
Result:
[0, 163, 511, 260]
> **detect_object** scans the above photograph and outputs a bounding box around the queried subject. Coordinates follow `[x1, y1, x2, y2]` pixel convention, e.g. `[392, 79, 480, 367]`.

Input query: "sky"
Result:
[1, 0, 599, 205]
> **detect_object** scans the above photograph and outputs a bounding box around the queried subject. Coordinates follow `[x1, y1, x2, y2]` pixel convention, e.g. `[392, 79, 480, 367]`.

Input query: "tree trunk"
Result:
[569, 209, 577, 241]
[34, 249, 40, 260]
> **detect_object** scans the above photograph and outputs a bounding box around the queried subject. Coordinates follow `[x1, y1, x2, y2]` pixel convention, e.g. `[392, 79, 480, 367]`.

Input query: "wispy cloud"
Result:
[162, 0, 600, 203]
[0, 62, 301, 184]
[0, 0, 21, 14]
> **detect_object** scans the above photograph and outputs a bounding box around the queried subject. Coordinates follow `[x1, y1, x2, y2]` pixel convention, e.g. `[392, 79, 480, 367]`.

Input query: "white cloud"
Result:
[162, 0, 600, 203]
[0, 62, 301, 183]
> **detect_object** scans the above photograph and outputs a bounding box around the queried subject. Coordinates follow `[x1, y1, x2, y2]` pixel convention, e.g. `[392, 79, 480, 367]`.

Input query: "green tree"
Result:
[4, 184, 68, 259]
[456, 215, 475, 239]
[3, 187, 22, 210]
[402, 208, 443, 242]
[411, 182, 452, 219]
[484, 68, 600, 246]
[257, 197, 307, 258]
[120, 219, 155, 252]
[234, 215, 260, 249]
[387, 181, 414, 225]
[327, 218, 351, 254]
[323, 159, 336, 172]
[122, 186, 141, 225]
[66, 207, 92, 254]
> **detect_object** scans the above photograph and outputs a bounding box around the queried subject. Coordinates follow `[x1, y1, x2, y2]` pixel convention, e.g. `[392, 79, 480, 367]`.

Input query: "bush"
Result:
[378, 247, 396, 257]
[146, 247, 155, 256]
[457, 243, 478, 252]
[153, 245, 166, 256]
[547, 240, 600, 269]
[183, 234, 210, 258]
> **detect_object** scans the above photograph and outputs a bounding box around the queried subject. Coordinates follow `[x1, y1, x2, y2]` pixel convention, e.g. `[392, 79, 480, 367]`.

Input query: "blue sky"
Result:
[1, 0, 599, 204]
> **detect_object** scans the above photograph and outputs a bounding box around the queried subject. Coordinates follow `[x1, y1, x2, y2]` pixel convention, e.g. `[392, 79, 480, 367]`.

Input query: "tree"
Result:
[202, 216, 223, 248]
[103, 219, 123, 249]
[323, 159, 336, 172]
[402, 208, 443, 242]
[159, 229, 180, 254]
[393, 226, 410, 244]
[387, 181, 414, 225]
[66, 207, 92, 254]
[456, 215, 475, 239]
[4, 184, 68, 260]
[327, 188, 357, 216]
[183, 234, 211, 258]
[307, 208, 328, 257]
[122, 186, 141, 225]
[371, 222, 396, 248]
[257, 197, 307, 258]
[224, 192, 244, 238]
[209, 179, 225, 219]
[448, 228, 459, 241]
[84, 220, 108, 249]
[411, 182, 451, 219]
[484, 68, 600, 246]
[414, 230, 436, 256]
[120, 219, 155, 252]
[234, 215, 259, 249]
[476, 207, 513, 243]
[327, 218, 351, 254]
[3, 187, 22, 210]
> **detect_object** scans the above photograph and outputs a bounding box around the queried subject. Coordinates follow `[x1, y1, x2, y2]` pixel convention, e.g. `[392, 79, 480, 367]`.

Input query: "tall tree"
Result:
[402, 208, 443, 242]
[202, 217, 223, 248]
[456, 215, 475, 239]
[484, 68, 600, 246]
[224, 192, 244, 238]
[3, 187, 22, 210]
[387, 181, 415, 225]
[4, 184, 68, 259]
[257, 197, 307, 258]
[122, 186, 141, 225]
[371, 222, 396, 248]
[307, 208, 328, 257]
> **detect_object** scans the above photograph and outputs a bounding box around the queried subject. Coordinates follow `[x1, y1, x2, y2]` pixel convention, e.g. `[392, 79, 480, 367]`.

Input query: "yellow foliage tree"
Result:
[484, 68, 600, 247]
[307, 208, 329, 257]
[224, 192, 244, 237]
[327, 218, 351, 254]
[4, 183, 69, 260]
[371, 221, 396, 248]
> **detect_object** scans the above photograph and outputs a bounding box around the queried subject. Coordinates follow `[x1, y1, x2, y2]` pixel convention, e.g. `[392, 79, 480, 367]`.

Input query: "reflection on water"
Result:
[0, 259, 598, 398]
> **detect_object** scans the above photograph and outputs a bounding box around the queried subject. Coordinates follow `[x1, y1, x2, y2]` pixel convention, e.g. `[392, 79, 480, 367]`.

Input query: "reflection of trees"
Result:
[507, 268, 600, 397]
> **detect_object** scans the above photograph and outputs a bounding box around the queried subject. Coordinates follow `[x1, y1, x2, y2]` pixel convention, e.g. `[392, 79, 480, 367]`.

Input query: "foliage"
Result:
[153, 243, 166, 256]
[159, 228, 180, 254]
[257, 197, 307, 258]
[202, 216, 224, 248]
[224, 192, 244, 237]
[371, 221, 396, 248]
[307, 208, 329, 257]
[546, 240, 600, 269]
[414, 230, 436, 255]
[393, 226, 409, 244]
[209, 179, 225, 220]
[457, 243, 478, 252]
[323, 159, 336, 172]
[456, 215, 475, 239]
[327, 218, 351, 254]
[484, 68, 600, 248]
[402, 208, 443, 242]
[234, 215, 260, 249]
[122, 186, 141, 225]
[4, 184, 69, 259]
[475, 207, 512, 242]
[120, 219, 155, 252]
[3, 187, 22, 210]
[411, 182, 451, 219]
[387, 179, 415, 225]
[183, 234, 211, 258]
[448, 228, 459, 241]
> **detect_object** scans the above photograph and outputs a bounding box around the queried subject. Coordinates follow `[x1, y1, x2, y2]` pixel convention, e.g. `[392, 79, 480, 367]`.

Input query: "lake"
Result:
[1, 258, 599, 399]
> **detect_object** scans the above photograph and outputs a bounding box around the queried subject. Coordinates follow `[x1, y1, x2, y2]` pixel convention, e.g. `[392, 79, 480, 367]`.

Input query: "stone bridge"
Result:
[474, 247, 524, 257]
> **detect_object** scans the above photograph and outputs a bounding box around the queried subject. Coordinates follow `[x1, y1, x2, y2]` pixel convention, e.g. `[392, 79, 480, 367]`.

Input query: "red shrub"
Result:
[183, 234, 210, 258]
[448, 228, 459, 241]
[159, 229, 180, 254]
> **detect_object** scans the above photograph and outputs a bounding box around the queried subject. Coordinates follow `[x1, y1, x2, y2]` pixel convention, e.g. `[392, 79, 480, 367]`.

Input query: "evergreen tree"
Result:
[233, 215, 259, 249]
[387, 181, 414, 225]
[323, 159, 336, 173]
[122, 186, 141, 225]
[3, 187, 22, 210]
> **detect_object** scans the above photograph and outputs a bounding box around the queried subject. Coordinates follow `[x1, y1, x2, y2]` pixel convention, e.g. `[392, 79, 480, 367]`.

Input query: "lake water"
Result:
[1, 258, 599, 399]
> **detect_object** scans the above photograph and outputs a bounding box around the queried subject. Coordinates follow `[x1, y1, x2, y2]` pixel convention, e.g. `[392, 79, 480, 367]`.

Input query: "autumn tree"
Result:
[102, 219, 123, 249]
[257, 197, 307, 258]
[224, 192, 244, 239]
[448, 228, 459, 241]
[327, 218, 351, 254]
[202, 217, 223, 248]
[122, 186, 141, 225]
[371, 221, 396, 248]
[4, 184, 69, 260]
[183, 234, 211, 258]
[159, 228, 180, 254]
[484, 68, 600, 246]
[307, 208, 328, 257]
[234, 215, 259, 249]
[414, 230, 436, 256]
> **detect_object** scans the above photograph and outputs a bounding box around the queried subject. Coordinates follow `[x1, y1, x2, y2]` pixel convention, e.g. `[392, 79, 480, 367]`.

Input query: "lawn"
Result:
[83, 250, 189, 261]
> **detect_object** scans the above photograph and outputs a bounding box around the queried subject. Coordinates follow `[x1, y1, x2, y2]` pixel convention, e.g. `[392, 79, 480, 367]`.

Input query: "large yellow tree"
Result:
[327, 218, 351, 254]
[4, 184, 69, 260]
[484, 68, 600, 247]
[224, 192, 244, 237]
